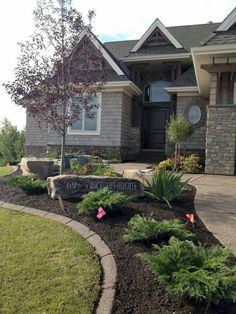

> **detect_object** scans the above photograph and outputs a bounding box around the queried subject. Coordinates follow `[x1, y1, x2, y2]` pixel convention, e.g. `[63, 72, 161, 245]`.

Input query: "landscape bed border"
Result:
[0, 200, 117, 314]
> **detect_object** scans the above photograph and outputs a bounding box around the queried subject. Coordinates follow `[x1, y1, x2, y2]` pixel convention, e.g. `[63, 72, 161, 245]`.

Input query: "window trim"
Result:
[143, 81, 171, 103]
[67, 93, 102, 136]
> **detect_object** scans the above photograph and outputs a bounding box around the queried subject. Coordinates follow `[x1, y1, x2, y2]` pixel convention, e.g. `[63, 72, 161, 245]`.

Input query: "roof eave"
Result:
[166, 86, 199, 93]
[123, 53, 191, 63]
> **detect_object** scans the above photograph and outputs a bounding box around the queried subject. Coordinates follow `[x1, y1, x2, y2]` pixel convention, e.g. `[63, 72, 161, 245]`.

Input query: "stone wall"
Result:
[205, 105, 236, 175]
[176, 95, 207, 160]
[206, 73, 236, 175]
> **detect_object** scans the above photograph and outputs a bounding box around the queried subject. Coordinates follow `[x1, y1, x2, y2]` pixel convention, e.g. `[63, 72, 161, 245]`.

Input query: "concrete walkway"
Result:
[112, 162, 153, 174]
[184, 174, 236, 256]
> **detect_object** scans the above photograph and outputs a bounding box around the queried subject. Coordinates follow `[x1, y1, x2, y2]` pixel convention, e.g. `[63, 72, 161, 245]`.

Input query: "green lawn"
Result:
[0, 166, 13, 177]
[0, 208, 101, 313]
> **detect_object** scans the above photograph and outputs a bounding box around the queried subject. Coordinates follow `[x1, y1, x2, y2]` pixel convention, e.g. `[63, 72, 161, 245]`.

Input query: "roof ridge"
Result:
[103, 39, 138, 44]
[167, 22, 220, 28]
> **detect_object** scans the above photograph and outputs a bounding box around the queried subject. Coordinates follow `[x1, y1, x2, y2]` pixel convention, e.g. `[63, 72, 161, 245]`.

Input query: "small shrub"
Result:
[158, 154, 202, 173]
[123, 215, 193, 243]
[158, 158, 173, 171]
[9, 175, 47, 194]
[138, 237, 236, 306]
[70, 161, 119, 177]
[146, 170, 189, 208]
[70, 162, 88, 175]
[77, 187, 133, 215]
[181, 154, 202, 173]
[46, 150, 59, 159]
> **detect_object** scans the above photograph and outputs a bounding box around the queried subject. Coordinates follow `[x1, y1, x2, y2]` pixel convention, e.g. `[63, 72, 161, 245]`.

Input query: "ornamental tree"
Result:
[167, 115, 194, 164]
[4, 0, 107, 174]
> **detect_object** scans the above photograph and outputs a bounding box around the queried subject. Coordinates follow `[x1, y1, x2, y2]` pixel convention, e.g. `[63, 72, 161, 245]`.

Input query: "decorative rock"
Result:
[21, 157, 54, 180]
[47, 175, 144, 200]
[123, 169, 154, 187]
[65, 155, 93, 168]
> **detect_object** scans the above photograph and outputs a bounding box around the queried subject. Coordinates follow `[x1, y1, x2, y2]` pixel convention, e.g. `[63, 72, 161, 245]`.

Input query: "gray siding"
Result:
[120, 93, 132, 147]
[176, 95, 207, 152]
[47, 92, 123, 147]
[25, 113, 48, 147]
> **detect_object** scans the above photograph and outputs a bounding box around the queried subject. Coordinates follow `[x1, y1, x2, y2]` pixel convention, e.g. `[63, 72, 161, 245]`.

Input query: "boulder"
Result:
[123, 169, 155, 187]
[65, 155, 93, 168]
[47, 175, 144, 200]
[21, 157, 54, 180]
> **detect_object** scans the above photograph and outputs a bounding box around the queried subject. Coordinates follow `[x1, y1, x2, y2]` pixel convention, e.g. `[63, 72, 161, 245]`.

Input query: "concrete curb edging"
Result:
[0, 201, 117, 314]
[0, 165, 19, 178]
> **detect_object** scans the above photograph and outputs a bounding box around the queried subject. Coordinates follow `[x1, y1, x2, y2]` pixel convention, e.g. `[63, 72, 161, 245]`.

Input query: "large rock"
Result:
[47, 175, 144, 200]
[21, 157, 54, 180]
[123, 169, 154, 187]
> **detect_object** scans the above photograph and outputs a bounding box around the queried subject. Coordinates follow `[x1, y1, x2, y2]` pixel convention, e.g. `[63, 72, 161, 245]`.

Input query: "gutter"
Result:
[122, 53, 191, 62]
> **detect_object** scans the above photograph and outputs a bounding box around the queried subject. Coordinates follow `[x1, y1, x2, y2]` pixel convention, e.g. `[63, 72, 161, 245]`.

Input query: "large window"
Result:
[68, 94, 101, 135]
[144, 81, 171, 103]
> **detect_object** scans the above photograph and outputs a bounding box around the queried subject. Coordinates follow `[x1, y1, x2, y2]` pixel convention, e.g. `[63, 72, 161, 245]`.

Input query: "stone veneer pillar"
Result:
[205, 73, 236, 175]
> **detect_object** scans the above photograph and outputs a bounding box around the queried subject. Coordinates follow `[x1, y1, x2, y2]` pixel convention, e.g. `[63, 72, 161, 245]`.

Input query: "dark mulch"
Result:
[0, 178, 235, 314]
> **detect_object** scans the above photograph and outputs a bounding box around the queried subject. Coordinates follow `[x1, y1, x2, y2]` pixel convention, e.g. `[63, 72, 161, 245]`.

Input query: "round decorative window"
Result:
[187, 105, 202, 125]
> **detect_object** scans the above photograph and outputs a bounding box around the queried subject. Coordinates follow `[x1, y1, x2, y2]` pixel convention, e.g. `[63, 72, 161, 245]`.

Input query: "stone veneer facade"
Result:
[205, 74, 236, 175]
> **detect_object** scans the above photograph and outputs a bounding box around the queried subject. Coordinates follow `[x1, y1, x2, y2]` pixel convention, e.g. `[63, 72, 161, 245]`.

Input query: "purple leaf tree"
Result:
[4, 0, 107, 174]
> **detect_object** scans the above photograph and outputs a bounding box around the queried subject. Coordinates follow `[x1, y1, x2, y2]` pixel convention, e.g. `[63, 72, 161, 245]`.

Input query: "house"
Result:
[25, 6, 236, 175]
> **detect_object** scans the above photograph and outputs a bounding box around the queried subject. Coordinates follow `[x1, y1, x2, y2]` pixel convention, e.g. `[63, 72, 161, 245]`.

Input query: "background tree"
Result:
[167, 115, 194, 164]
[0, 119, 25, 165]
[4, 0, 107, 173]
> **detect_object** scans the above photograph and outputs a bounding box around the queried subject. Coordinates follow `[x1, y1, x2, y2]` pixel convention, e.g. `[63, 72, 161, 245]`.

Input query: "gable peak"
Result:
[131, 18, 183, 52]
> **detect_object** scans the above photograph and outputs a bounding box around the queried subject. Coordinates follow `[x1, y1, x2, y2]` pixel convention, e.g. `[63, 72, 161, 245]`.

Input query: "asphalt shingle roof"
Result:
[203, 23, 236, 46]
[171, 68, 197, 87]
[103, 22, 220, 59]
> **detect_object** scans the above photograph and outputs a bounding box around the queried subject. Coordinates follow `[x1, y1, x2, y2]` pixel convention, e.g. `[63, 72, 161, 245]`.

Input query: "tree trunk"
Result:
[60, 133, 66, 174]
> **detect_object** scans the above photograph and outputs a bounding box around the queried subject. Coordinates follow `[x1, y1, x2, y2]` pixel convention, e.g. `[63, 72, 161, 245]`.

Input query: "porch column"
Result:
[205, 73, 236, 175]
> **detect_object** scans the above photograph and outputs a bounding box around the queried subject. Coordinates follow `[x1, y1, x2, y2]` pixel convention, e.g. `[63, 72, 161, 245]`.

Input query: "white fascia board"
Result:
[123, 53, 191, 62]
[166, 86, 199, 93]
[76, 30, 124, 76]
[131, 18, 183, 52]
[216, 7, 236, 32]
[104, 81, 142, 95]
[191, 44, 236, 55]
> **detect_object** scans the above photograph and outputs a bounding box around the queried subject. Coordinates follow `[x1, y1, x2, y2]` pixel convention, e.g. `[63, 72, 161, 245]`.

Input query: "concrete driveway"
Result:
[184, 174, 236, 255]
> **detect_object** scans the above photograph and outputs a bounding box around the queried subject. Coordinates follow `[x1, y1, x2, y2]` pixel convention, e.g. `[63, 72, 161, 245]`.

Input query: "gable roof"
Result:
[104, 22, 220, 60]
[131, 18, 183, 52]
[203, 23, 236, 46]
[216, 6, 236, 32]
[77, 30, 125, 76]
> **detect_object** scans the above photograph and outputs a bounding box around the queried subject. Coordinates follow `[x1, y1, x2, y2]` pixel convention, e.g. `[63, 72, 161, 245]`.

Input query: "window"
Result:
[68, 94, 101, 135]
[187, 105, 201, 125]
[144, 81, 171, 103]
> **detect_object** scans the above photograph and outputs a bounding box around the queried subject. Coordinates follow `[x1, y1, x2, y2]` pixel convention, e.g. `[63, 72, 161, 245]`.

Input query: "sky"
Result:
[0, 0, 235, 130]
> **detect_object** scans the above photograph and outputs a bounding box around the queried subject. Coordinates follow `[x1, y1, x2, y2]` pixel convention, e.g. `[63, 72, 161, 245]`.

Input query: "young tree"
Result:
[4, 0, 107, 174]
[167, 115, 194, 165]
[0, 118, 25, 165]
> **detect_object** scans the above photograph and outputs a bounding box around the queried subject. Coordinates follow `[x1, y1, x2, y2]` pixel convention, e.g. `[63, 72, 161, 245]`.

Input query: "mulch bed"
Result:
[0, 177, 235, 314]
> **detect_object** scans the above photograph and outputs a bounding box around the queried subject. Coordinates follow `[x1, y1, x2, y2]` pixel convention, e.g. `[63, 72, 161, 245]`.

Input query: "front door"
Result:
[143, 107, 170, 150]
